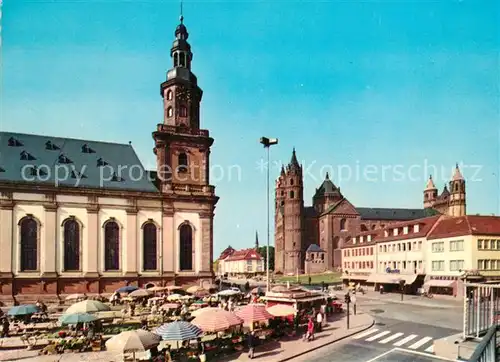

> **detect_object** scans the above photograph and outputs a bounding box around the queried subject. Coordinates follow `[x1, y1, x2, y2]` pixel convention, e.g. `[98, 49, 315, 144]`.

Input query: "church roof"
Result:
[0, 132, 158, 192]
[452, 164, 464, 181]
[356, 207, 430, 221]
[428, 215, 500, 240]
[314, 172, 341, 198]
[425, 175, 437, 190]
[306, 244, 324, 253]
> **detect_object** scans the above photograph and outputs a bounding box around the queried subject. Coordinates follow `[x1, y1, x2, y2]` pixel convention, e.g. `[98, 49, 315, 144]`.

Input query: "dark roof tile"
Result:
[0, 132, 158, 192]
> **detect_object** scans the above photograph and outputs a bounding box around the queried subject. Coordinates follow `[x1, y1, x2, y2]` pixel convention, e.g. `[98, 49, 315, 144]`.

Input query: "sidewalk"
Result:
[356, 290, 463, 309]
[219, 312, 374, 362]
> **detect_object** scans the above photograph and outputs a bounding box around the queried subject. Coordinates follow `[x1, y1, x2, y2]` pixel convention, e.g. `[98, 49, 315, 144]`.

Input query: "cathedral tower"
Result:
[423, 175, 438, 209]
[313, 172, 343, 213]
[274, 149, 304, 274]
[448, 164, 466, 216]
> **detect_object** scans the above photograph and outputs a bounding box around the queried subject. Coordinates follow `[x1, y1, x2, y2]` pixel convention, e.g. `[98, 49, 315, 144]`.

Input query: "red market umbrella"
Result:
[191, 309, 243, 333]
[235, 303, 274, 325]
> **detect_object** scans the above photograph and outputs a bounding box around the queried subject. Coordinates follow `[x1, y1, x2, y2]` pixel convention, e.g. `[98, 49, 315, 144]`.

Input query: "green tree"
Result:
[257, 246, 275, 271]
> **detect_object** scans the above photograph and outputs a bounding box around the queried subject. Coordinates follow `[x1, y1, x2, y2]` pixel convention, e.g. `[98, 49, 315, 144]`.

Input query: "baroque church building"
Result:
[274, 149, 466, 275]
[0, 17, 218, 301]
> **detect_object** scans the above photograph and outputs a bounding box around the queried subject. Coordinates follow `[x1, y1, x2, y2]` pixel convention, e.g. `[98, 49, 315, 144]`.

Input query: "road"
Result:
[291, 299, 463, 362]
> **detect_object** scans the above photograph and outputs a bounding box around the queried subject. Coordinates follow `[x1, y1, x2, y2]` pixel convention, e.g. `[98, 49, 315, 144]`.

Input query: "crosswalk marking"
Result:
[393, 334, 418, 346]
[424, 344, 434, 353]
[379, 332, 404, 344]
[366, 331, 391, 341]
[353, 328, 379, 339]
[408, 336, 433, 350]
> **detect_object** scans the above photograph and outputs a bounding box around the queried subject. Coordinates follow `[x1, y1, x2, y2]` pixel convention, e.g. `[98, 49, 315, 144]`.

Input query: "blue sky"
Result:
[2, 0, 499, 255]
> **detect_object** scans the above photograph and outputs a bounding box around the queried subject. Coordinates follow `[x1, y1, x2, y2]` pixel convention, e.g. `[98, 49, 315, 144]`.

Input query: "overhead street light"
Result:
[259, 136, 278, 292]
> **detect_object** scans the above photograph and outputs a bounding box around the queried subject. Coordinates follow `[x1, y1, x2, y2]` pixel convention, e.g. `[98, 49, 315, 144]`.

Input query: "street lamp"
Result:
[260, 137, 278, 292]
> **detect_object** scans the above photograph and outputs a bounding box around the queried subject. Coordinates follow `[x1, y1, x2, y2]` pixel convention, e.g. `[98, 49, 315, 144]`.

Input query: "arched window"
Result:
[340, 218, 347, 231]
[104, 221, 120, 271]
[289, 191, 294, 199]
[179, 106, 187, 117]
[167, 107, 173, 118]
[143, 223, 157, 271]
[63, 218, 80, 271]
[179, 224, 193, 271]
[178, 152, 188, 173]
[179, 52, 186, 67]
[290, 179, 294, 186]
[174, 53, 179, 67]
[19, 217, 38, 271]
[166, 90, 173, 100]
[360, 224, 368, 232]
[454, 183, 459, 192]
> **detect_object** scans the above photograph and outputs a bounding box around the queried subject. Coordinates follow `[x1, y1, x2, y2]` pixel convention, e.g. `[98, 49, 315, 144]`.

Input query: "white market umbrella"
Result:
[129, 289, 152, 298]
[167, 293, 182, 301]
[217, 289, 240, 297]
[65, 293, 86, 301]
[65, 300, 110, 315]
[105, 329, 161, 361]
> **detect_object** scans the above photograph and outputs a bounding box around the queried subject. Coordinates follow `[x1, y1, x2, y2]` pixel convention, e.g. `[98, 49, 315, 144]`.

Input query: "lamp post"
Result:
[260, 137, 278, 292]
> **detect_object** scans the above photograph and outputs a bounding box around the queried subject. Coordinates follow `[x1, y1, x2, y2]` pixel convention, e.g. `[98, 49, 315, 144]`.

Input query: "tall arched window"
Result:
[166, 90, 173, 100]
[340, 218, 347, 231]
[143, 222, 157, 271]
[179, 106, 187, 117]
[174, 53, 179, 67]
[20, 217, 38, 271]
[289, 191, 295, 199]
[63, 218, 80, 271]
[167, 107, 173, 118]
[104, 221, 120, 271]
[178, 152, 188, 173]
[179, 224, 193, 271]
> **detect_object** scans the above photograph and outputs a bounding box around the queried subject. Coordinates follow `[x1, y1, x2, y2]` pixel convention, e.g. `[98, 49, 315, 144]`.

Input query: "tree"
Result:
[257, 246, 275, 271]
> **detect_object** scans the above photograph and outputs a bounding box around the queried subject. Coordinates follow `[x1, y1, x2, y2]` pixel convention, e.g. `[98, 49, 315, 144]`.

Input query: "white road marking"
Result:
[366, 331, 391, 341]
[364, 348, 397, 362]
[408, 336, 433, 350]
[379, 332, 404, 344]
[353, 328, 379, 339]
[424, 344, 434, 353]
[392, 347, 457, 361]
[393, 334, 418, 346]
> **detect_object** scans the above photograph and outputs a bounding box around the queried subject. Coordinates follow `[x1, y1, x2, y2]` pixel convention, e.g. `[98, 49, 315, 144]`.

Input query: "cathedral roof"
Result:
[356, 207, 430, 221]
[306, 244, 324, 253]
[0, 132, 158, 192]
[439, 184, 450, 198]
[425, 175, 437, 190]
[452, 163, 464, 181]
[314, 172, 341, 198]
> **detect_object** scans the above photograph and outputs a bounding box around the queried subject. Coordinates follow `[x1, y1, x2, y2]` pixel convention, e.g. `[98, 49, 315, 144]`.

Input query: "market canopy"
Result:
[235, 304, 274, 325]
[65, 300, 110, 315]
[191, 309, 243, 333]
[155, 321, 203, 341]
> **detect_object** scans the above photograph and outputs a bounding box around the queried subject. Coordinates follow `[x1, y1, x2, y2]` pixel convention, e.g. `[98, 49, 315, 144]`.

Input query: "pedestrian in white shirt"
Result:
[316, 312, 323, 332]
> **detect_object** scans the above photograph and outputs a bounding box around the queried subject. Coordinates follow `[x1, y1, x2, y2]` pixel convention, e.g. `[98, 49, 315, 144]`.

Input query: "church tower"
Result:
[275, 149, 304, 275]
[152, 15, 218, 279]
[423, 175, 438, 209]
[153, 14, 213, 188]
[448, 164, 466, 216]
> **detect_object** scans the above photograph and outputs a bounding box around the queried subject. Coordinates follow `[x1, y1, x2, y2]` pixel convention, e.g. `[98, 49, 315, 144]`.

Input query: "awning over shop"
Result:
[424, 279, 455, 288]
[367, 273, 419, 285]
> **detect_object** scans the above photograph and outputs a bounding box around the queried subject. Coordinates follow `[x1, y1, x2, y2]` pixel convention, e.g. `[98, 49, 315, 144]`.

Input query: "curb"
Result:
[357, 296, 458, 309]
[277, 316, 376, 362]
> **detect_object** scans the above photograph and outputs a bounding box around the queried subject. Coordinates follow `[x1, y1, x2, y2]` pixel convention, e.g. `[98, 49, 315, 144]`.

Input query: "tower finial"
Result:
[325, 172, 330, 180]
[180, 0, 184, 23]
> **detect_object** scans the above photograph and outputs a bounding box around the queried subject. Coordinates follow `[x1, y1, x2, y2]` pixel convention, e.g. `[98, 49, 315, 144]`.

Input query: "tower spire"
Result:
[255, 231, 259, 249]
[180, 0, 184, 23]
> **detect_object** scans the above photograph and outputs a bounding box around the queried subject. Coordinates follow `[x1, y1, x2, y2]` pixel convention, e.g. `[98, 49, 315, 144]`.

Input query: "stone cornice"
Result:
[126, 208, 138, 215]
[43, 203, 58, 212]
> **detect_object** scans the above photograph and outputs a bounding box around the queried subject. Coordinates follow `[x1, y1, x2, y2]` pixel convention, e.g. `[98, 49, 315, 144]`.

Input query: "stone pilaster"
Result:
[41, 204, 57, 277]
[124, 209, 138, 277]
[162, 209, 175, 274]
[199, 212, 213, 273]
[0, 204, 13, 274]
[84, 207, 99, 277]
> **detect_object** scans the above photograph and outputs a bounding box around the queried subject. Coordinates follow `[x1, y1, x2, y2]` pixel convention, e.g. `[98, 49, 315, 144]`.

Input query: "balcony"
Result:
[156, 124, 209, 137]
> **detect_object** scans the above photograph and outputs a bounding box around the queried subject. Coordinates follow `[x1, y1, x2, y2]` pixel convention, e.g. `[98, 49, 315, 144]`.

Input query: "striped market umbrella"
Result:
[59, 312, 97, 325]
[191, 309, 243, 333]
[190, 307, 219, 317]
[155, 321, 203, 341]
[8, 305, 39, 316]
[235, 304, 274, 326]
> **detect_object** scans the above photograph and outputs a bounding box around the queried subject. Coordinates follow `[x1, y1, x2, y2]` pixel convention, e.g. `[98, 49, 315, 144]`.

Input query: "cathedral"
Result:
[274, 149, 466, 275]
[0, 16, 218, 301]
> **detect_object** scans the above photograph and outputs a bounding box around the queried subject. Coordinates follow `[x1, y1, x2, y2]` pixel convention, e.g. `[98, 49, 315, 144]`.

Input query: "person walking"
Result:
[316, 311, 323, 332]
[248, 331, 257, 359]
[351, 293, 357, 315]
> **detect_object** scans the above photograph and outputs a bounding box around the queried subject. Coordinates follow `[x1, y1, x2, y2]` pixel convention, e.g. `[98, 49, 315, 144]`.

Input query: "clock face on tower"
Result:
[176, 86, 190, 102]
